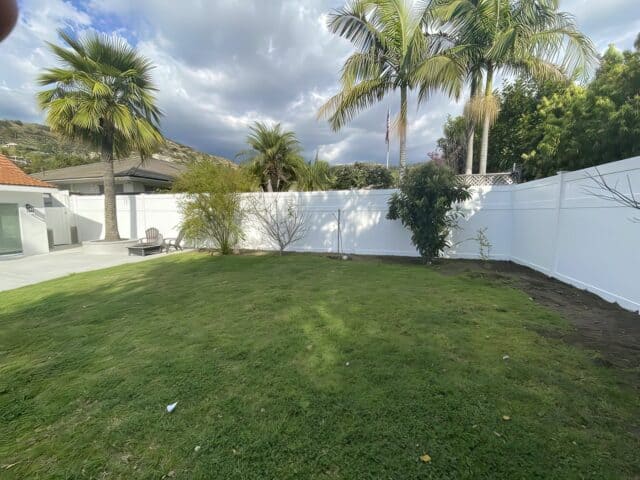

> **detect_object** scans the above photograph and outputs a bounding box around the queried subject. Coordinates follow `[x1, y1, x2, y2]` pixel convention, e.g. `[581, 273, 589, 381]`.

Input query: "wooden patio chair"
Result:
[163, 229, 185, 253]
[138, 227, 163, 246]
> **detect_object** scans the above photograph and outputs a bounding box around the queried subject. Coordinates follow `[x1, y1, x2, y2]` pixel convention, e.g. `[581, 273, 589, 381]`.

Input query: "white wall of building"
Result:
[61, 180, 147, 195]
[64, 157, 640, 312]
[0, 186, 50, 256]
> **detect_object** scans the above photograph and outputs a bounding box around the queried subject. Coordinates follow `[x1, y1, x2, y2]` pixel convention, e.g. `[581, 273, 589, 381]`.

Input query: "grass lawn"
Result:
[1, 253, 638, 479]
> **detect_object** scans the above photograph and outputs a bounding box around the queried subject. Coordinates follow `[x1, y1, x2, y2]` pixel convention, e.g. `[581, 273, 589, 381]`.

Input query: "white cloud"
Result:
[0, 0, 637, 165]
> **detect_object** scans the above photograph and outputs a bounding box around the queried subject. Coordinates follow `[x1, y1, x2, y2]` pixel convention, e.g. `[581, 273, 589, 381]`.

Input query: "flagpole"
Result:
[385, 107, 390, 169]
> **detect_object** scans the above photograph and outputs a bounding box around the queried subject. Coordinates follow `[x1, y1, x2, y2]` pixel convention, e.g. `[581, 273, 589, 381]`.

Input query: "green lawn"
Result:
[1, 254, 638, 479]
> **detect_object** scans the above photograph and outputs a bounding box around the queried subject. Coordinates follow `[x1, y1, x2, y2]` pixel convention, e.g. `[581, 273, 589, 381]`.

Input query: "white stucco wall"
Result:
[68, 183, 101, 195]
[0, 186, 51, 256]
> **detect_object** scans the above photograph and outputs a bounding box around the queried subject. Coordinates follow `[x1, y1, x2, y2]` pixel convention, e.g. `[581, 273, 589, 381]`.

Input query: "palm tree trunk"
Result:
[399, 84, 408, 171]
[465, 125, 475, 174]
[101, 133, 120, 241]
[479, 64, 494, 175]
[465, 74, 480, 174]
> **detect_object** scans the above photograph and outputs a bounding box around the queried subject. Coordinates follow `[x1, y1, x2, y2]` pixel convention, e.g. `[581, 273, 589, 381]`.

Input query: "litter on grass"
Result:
[166, 402, 178, 413]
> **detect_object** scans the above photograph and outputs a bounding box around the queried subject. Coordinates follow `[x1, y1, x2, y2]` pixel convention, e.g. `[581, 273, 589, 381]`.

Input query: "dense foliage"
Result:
[517, 44, 640, 178]
[436, 116, 467, 173]
[437, 40, 640, 180]
[387, 163, 470, 261]
[174, 160, 255, 255]
[331, 162, 395, 190]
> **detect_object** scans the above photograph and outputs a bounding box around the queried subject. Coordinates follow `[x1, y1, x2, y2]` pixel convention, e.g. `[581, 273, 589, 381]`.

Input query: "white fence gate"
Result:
[45, 206, 71, 245]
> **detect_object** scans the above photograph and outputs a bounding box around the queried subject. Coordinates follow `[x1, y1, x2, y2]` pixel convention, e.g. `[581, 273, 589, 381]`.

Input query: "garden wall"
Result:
[63, 157, 640, 312]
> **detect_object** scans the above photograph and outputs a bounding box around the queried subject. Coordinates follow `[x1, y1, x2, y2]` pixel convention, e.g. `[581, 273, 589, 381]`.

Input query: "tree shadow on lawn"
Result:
[1, 252, 639, 479]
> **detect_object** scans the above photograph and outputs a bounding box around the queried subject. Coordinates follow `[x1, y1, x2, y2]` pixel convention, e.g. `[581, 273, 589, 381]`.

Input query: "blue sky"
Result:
[1, 0, 639, 165]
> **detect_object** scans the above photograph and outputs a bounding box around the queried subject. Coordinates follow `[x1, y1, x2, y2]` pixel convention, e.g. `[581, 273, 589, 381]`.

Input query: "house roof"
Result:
[0, 154, 53, 188]
[32, 158, 187, 184]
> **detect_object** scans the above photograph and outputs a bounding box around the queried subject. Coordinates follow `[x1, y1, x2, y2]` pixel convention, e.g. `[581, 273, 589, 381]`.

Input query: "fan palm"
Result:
[428, 0, 597, 174]
[318, 0, 466, 170]
[38, 31, 163, 240]
[239, 122, 305, 192]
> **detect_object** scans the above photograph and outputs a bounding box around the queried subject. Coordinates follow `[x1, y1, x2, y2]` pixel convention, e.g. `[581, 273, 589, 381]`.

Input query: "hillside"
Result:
[0, 119, 233, 173]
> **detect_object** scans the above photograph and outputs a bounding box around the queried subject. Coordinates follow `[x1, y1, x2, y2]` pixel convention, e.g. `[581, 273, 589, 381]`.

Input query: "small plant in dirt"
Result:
[474, 227, 492, 261]
[174, 160, 255, 254]
[387, 163, 470, 262]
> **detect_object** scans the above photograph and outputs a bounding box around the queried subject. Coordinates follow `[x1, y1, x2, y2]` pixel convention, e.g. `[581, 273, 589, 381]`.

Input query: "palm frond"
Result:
[37, 30, 164, 160]
[318, 78, 391, 131]
[464, 93, 500, 126]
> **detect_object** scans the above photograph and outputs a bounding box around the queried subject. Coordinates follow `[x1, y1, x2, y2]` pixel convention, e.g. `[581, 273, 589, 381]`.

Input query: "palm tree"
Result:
[423, 5, 483, 174]
[296, 153, 333, 191]
[239, 122, 305, 192]
[429, 0, 597, 174]
[318, 0, 465, 170]
[38, 31, 163, 240]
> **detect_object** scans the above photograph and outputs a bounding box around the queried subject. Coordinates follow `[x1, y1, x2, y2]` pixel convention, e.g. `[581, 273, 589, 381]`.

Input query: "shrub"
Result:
[248, 193, 310, 254]
[331, 162, 394, 190]
[296, 159, 333, 191]
[387, 163, 470, 262]
[174, 160, 255, 255]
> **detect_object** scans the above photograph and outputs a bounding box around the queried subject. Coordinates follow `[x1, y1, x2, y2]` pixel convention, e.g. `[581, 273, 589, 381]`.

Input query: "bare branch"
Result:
[248, 193, 311, 254]
[583, 168, 640, 223]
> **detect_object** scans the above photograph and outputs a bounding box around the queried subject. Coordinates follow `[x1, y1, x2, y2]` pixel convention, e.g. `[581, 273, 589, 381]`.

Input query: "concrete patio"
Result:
[0, 245, 182, 292]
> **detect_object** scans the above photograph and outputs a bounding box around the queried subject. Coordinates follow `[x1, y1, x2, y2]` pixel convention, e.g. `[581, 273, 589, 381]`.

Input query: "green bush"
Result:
[387, 163, 470, 262]
[174, 160, 255, 255]
[331, 162, 394, 190]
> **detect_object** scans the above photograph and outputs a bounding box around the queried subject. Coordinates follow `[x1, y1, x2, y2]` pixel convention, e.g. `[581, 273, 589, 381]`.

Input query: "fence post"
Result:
[550, 171, 566, 276]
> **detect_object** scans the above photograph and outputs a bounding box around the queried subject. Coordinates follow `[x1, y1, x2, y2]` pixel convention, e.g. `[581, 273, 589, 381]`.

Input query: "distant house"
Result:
[0, 154, 56, 256]
[32, 158, 187, 195]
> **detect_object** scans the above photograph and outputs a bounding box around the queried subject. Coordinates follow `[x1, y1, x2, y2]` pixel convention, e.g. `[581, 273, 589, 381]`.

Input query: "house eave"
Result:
[0, 184, 59, 194]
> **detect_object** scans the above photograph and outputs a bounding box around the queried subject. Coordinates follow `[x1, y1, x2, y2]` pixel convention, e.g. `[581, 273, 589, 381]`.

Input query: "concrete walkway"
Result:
[0, 246, 180, 292]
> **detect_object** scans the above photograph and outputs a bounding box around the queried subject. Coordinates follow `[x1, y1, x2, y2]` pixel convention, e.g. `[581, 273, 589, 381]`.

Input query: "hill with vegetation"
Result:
[0, 120, 233, 173]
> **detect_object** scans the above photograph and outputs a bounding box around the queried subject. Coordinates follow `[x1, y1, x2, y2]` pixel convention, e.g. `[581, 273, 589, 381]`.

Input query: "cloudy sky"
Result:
[0, 0, 638, 165]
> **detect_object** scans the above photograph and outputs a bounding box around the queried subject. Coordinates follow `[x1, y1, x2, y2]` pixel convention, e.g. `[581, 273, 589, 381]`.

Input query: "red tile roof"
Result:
[0, 154, 53, 188]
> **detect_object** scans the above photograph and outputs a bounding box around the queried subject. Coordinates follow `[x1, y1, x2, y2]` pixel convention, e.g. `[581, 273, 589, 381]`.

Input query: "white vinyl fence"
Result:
[61, 157, 640, 312]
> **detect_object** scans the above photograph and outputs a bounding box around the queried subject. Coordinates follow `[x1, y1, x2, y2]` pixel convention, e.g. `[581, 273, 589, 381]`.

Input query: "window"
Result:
[0, 203, 22, 255]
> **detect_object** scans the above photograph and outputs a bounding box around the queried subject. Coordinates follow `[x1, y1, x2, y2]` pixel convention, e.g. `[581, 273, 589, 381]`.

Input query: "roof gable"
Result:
[32, 158, 187, 183]
[0, 155, 53, 188]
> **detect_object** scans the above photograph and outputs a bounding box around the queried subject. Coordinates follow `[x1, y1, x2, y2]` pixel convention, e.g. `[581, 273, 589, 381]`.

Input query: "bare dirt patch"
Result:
[349, 255, 640, 387]
[432, 259, 640, 383]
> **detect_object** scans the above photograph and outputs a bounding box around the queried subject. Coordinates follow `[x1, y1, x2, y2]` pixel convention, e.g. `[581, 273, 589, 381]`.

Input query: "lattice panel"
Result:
[456, 173, 518, 186]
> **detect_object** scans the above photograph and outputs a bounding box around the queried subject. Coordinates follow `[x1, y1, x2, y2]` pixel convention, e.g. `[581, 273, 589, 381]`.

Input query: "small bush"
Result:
[387, 163, 470, 262]
[331, 162, 394, 190]
[174, 160, 255, 255]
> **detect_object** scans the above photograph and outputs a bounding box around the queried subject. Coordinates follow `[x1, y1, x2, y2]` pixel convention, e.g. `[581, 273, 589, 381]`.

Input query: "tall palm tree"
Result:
[318, 0, 465, 170]
[429, 0, 597, 174]
[423, 5, 483, 174]
[239, 122, 305, 192]
[38, 31, 163, 240]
